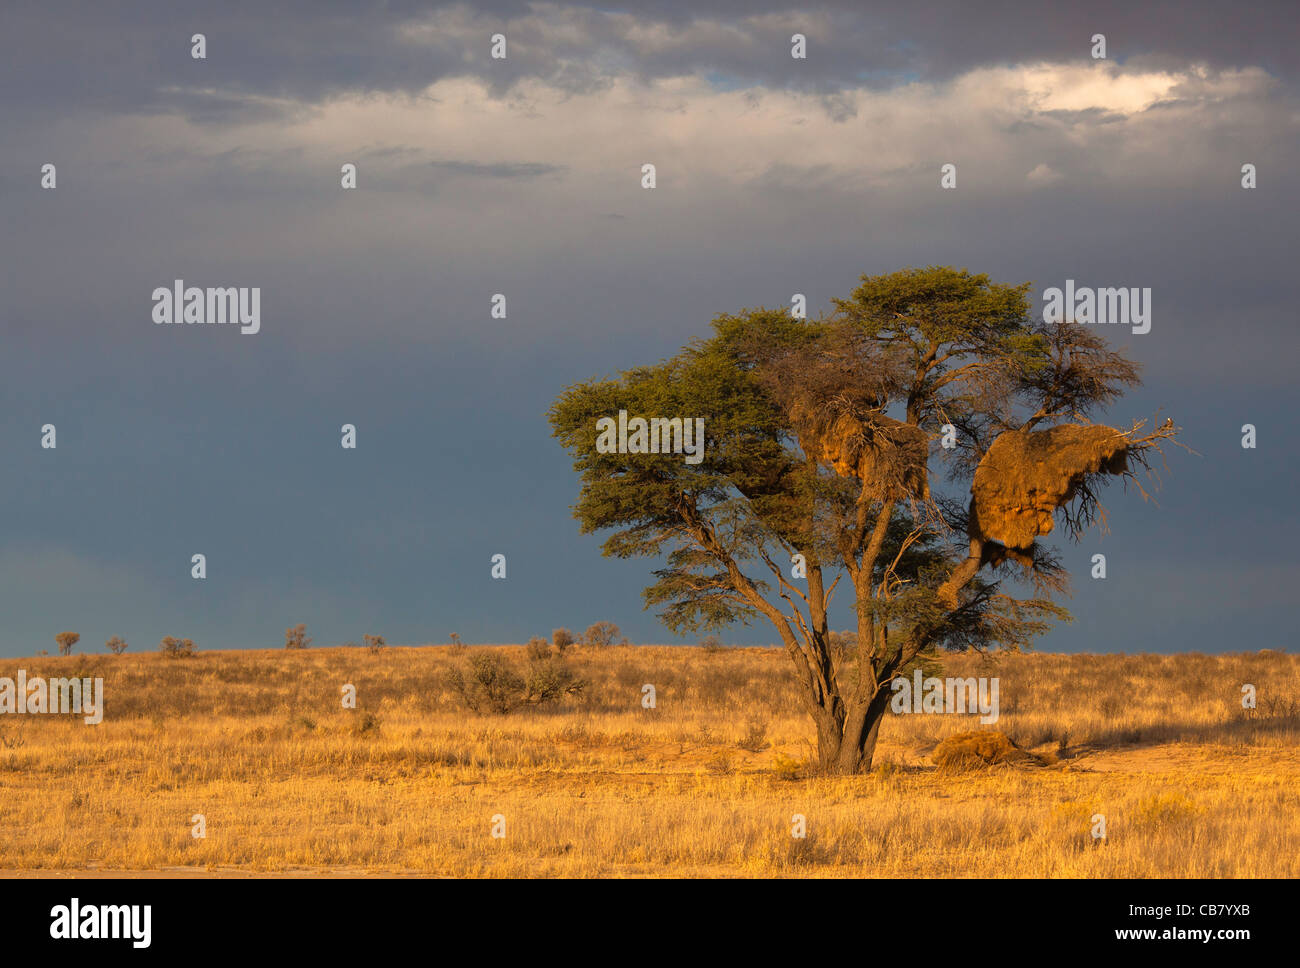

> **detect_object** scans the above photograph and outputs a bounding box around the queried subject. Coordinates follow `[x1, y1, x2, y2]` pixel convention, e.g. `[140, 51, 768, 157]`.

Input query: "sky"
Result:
[0, 1, 1296, 656]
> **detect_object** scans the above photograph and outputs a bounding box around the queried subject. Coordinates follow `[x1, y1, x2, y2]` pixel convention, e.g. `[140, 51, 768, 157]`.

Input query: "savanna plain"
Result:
[1, 645, 1296, 877]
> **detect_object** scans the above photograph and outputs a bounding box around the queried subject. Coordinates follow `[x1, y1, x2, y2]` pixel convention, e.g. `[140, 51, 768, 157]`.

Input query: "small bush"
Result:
[0, 723, 25, 750]
[447, 651, 586, 714]
[446, 652, 527, 714]
[705, 754, 733, 775]
[524, 656, 586, 705]
[583, 622, 620, 647]
[284, 624, 311, 649]
[874, 758, 903, 778]
[105, 636, 128, 656]
[352, 711, 381, 736]
[363, 633, 385, 655]
[55, 632, 80, 656]
[160, 636, 196, 658]
[700, 634, 724, 654]
[772, 753, 803, 781]
[552, 628, 575, 652]
[738, 719, 770, 752]
[448, 633, 466, 655]
[525, 637, 552, 661]
[828, 629, 857, 661]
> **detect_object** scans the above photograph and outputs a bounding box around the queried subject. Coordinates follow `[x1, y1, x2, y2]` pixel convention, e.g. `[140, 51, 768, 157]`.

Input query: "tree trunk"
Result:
[812, 704, 847, 774]
[821, 687, 893, 775]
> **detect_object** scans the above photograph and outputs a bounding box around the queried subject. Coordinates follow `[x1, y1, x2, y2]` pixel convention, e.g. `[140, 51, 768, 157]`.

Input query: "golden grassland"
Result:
[0, 645, 1297, 877]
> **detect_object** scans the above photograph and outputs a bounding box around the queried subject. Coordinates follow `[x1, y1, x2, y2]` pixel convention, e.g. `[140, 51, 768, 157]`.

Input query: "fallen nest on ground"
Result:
[932, 730, 1045, 770]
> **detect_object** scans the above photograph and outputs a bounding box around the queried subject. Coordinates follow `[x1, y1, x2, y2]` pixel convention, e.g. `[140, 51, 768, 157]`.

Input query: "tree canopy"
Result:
[550, 266, 1178, 773]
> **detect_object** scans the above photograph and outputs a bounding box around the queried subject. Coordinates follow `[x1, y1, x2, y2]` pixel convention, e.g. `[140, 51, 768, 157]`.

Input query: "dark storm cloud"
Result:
[0, 2, 1296, 655]
[1, 1, 1294, 129]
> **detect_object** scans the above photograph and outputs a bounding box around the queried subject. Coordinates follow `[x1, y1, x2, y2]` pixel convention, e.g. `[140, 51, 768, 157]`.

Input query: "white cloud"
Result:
[89, 60, 1275, 197]
[1026, 162, 1062, 185]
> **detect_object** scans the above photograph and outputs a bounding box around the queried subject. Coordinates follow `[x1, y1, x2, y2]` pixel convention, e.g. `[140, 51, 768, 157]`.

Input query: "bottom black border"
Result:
[0, 876, 1279, 956]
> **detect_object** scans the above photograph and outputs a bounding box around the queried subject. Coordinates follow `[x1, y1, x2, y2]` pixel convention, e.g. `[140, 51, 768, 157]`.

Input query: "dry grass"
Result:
[0, 646, 1297, 877]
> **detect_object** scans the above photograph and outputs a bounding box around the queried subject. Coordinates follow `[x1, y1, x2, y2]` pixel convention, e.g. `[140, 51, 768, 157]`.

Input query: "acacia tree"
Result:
[549, 266, 1179, 774]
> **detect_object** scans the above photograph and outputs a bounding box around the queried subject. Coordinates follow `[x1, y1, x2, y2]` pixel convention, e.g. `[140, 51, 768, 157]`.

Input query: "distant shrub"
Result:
[524, 656, 586, 705]
[583, 622, 620, 647]
[284, 624, 311, 649]
[160, 636, 196, 658]
[1256, 696, 1300, 718]
[105, 636, 128, 656]
[828, 629, 857, 661]
[446, 652, 527, 714]
[700, 634, 724, 654]
[705, 754, 733, 775]
[363, 633, 386, 655]
[55, 632, 80, 657]
[446, 651, 585, 715]
[0, 724, 25, 750]
[772, 753, 803, 781]
[552, 628, 575, 652]
[525, 637, 552, 661]
[874, 758, 903, 779]
[738, 719, 769, 752]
